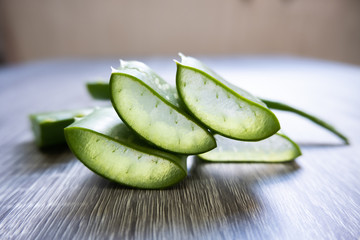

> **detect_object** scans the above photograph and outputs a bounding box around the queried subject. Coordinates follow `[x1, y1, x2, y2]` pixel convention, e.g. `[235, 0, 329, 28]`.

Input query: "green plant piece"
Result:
[29, 108, 94, 148]
[64, 108, 187, 189]
[87, 81, 111, 100]
[175, 54, 280, 141]
[110, 60, 216, 154]
[261, 99, 349, 144]
[198, 133, 301, 162]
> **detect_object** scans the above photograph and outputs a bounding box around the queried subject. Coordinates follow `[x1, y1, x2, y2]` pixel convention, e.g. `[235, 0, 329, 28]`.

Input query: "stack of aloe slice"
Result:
[30, 54, 348, 189]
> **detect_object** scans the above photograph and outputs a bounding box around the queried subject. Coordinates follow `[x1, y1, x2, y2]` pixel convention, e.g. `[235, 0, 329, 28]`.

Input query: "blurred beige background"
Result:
[1, 0, 360, 64]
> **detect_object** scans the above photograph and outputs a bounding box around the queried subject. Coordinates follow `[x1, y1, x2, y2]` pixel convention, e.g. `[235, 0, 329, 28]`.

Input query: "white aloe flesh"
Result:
[198, 133, 301, 162]
[64, 108, 187, 189]
[110, 60, 216, 154]
[176, 54, 280, 141]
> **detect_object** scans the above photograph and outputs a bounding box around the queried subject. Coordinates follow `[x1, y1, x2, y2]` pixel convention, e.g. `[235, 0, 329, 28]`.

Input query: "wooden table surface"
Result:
[0, 56, 359, 240]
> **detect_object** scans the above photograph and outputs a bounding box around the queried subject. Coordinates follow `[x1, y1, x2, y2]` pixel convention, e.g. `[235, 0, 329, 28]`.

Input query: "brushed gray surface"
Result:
[0, 57, 359, 239]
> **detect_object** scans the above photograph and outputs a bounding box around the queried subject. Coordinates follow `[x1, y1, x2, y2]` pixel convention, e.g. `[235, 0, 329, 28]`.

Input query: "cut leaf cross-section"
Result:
[176, 54, 280, 141]
[65, 108, 187, 189]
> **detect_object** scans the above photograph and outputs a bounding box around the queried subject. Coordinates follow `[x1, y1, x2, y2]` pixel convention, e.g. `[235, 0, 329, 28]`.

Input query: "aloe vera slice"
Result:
[110, 60, 216, 154]
[30, 108, 94, 147]
[198, 133, 301, 162]
[64, 108, 187, 189]
[176, 54, 280, 141]
[87, 81, 111, 100]
[261, 99, 349, 144]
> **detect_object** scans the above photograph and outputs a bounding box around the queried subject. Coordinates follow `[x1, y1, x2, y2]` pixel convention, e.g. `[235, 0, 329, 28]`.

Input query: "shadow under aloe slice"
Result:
[110, 60, 216, 155]
[64, 108, 187, 189]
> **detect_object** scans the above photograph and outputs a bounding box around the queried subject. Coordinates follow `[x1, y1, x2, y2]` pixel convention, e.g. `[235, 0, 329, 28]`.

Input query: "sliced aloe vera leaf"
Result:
[110, 60, 216, 154]
[175, 54, 280, 141]
[29, 108, 94, 148]
[64, 108, 187, 189]
[262, 99, 349, 144]
[198, 133, 301, 163]
[87, 81, 111, 100]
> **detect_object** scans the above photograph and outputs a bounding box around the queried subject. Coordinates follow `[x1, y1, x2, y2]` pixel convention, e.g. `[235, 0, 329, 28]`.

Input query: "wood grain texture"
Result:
[0, 57, 359, 240]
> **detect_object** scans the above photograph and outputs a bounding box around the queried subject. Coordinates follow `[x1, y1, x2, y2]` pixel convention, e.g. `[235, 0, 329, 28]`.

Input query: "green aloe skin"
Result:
[85, 82, 110, 100]
[29, 108, 94, 148]
[110, 60, 216, 154]
[87, 81, 111, 100]
[64, 108, 187, 189]
[198, 133, 302, 163]
[261, 100, 349, 145]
